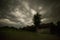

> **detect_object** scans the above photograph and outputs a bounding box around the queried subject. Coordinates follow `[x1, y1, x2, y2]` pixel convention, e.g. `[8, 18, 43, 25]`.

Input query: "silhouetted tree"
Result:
[56, 21, 60, 36]
[49, 22, 56, 34]
[33, 12, 41, 26]
[33, 12, 41, 31]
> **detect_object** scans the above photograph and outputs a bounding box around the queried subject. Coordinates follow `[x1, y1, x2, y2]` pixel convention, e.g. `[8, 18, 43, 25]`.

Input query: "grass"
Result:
[0, 28, 60, 40]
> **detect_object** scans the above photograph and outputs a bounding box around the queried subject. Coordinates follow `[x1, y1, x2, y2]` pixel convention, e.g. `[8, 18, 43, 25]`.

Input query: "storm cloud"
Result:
[0, 0, 60, 28]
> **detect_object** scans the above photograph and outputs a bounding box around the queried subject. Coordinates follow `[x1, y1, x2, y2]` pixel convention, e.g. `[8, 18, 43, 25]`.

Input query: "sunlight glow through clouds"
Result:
[31, 9, 36, 15]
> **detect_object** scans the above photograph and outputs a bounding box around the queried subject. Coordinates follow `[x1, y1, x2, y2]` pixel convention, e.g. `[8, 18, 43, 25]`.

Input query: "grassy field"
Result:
[0, 28, 60, 40]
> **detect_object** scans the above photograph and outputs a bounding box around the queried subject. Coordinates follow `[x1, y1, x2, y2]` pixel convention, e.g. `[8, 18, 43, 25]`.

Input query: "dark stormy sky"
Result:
[0, 0, 60, 28]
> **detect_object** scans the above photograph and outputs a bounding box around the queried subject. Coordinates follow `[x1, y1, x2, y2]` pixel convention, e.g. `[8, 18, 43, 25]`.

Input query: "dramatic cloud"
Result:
[0, 0, 60, 28]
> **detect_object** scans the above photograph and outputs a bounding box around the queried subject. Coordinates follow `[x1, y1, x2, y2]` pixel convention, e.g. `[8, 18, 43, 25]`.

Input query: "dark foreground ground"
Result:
[0, 28, 60, 40]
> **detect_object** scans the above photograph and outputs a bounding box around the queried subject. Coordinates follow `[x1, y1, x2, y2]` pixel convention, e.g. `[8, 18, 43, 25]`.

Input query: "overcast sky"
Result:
[0, 0, 60, 28]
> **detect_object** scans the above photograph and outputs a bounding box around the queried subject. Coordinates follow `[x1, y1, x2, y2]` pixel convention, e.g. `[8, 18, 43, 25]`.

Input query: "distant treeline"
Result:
[0, 21, 60, 36]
